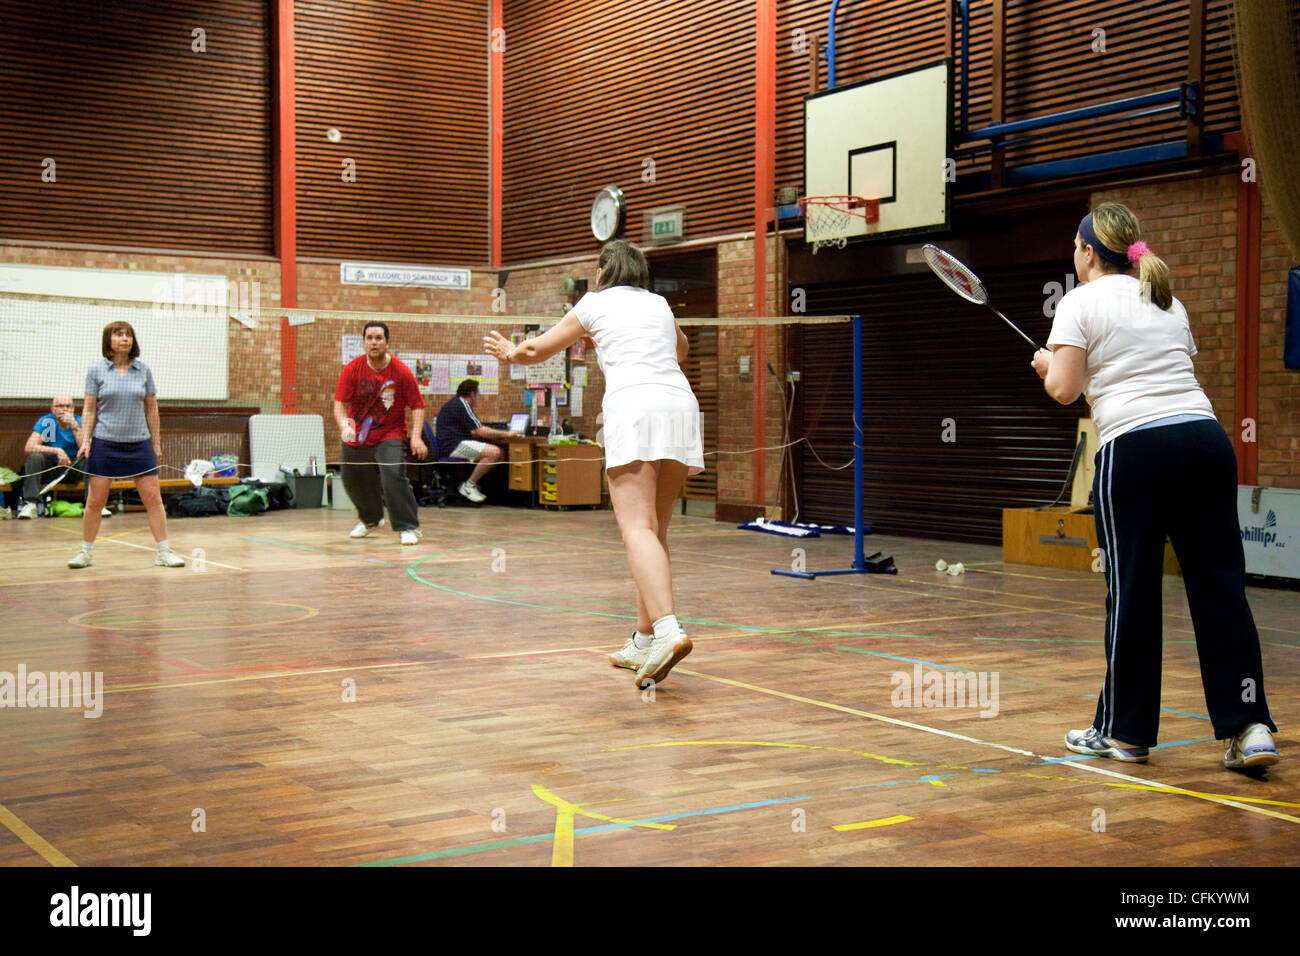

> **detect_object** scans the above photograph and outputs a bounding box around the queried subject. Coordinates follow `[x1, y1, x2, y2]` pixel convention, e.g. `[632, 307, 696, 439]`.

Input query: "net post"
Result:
[852, 313, 865, 571]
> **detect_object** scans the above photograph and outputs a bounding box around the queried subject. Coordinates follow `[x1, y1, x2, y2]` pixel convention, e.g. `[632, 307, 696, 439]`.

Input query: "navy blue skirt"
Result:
[88, 438, 158, 480]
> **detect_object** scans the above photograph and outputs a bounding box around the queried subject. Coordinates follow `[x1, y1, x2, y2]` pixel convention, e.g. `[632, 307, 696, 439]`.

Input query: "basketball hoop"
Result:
[799, 195, 880, 253]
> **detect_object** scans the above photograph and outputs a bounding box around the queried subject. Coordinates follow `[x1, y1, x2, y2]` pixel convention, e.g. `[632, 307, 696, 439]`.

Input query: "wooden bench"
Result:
[1, 476, 243, 512]
[2, 404, 258, 509]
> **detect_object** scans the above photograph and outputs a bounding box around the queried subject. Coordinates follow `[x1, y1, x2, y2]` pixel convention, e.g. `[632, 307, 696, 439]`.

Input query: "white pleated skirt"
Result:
[600, 383, 705, 475]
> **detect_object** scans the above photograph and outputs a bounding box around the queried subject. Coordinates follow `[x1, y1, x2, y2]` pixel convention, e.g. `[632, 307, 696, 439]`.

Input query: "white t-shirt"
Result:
[572, 286, 692, 398]
[1047, 274, 1215, 445]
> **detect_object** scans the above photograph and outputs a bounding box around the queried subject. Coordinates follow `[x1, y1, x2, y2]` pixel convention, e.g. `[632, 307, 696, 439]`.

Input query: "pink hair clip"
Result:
[1126, 241, 1150, 263]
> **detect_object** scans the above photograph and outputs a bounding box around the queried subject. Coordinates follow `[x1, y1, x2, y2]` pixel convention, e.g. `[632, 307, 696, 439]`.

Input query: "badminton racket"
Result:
[921, 244, 1039, 349]
[38, 454, 85, 496]
[353, 379, 396, 445]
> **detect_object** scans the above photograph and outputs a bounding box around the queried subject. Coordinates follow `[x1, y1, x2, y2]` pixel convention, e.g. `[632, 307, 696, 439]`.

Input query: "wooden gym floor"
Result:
[0, 504, 1296, 866]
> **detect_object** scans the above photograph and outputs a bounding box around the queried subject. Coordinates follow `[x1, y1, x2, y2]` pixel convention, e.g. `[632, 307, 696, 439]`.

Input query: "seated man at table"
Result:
[17, 396, 87, 519]
[434, 379, 522, 503]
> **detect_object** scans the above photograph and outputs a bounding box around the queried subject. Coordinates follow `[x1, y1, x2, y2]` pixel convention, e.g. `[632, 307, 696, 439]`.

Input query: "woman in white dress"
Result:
[485, 240, 704, 689]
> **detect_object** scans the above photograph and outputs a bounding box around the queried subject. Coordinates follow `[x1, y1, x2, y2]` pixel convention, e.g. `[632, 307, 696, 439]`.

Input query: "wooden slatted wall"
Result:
[502, 0, 754, 263]
[795, 261, 1086, 544]
[983, 0, 1240, 171]
[777, 0, 1240, 194]
[0, 0, 271, 253]
[295, 0, 488, 264]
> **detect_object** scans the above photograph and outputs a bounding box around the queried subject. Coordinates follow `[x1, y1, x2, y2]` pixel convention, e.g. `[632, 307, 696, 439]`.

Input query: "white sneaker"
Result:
[458, 479, 486, 503]
[101, 508, 113, 517]
[609, 633, 652, 671]
[633, 628, 693, 688]
[68, 547, 93, 569]
[1224, 722, 1279, 770]
[400, 529, 422, 546]
[350, 518, 385, 538]
[17, 501, 37, 519]
[155, 547, 186, 568]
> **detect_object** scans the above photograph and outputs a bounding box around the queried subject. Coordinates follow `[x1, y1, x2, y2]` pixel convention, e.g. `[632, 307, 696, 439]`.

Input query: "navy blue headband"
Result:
[1078, 213, 1131, 267]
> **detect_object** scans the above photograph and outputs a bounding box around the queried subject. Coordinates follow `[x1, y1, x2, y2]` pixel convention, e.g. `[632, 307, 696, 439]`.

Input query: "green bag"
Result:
[227, 484, 270, 517]
[49, 500, 85, 517]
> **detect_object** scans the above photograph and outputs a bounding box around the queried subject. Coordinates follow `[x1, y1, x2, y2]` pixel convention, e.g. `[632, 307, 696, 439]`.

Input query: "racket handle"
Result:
[990, 307, 1038, 349]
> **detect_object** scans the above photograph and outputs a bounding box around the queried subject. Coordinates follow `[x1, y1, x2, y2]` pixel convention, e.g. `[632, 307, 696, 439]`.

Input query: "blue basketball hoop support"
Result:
[772, 314, 897, 579]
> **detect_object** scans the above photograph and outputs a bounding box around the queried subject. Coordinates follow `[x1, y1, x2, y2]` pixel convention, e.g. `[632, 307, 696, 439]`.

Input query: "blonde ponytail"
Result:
[1135, 250, 1173, 311]
[1090, 201, 1174, 311]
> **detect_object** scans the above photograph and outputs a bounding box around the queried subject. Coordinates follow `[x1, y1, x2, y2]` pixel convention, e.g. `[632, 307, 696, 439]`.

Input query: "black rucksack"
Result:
[166, 486, 231, 518]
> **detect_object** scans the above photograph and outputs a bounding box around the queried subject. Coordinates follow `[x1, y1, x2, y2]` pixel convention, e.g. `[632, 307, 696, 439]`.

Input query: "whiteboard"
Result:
[248, 414, 327, 483]
[0, 296, 228, 400]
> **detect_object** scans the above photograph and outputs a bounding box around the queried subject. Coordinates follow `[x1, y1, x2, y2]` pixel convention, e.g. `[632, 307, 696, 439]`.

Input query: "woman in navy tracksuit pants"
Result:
[1032, 201, 1278, 772]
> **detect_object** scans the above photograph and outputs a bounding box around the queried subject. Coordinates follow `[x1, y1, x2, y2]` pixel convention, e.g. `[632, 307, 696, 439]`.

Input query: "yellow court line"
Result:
[671, 668, 1299, 826]
[797, 609, 1040, 631]
[97, 529, 145, 541]
[610, 741, 1300, 813]
[107, 538, 245, 571]
[531, 784, 673, 868]
[832, 814, 914, 832]
[69, 602, 317, 634]
[0, 802, 76, 867]
[961, 564, 1093, 582]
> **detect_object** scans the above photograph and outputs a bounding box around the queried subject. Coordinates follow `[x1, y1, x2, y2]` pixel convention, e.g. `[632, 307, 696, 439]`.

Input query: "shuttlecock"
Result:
[326, 128, 343, 143]
[946, 562, 965, 576]
[935, 559, 948, 571]
[184, 459, 214, 488]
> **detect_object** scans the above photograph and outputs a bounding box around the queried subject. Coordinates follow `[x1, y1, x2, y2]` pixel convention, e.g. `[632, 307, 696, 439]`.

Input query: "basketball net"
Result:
[799, 196, 879, 253]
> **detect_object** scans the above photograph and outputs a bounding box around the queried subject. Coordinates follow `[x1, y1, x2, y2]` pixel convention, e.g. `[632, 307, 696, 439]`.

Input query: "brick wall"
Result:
[715, 236, 785, 515]
[1257, 190, 1299, 488]
[1091, 173, 1298, 489]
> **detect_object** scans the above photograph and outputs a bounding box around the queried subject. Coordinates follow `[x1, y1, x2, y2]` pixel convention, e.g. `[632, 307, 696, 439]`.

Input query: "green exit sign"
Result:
[645, 205, 685, 243]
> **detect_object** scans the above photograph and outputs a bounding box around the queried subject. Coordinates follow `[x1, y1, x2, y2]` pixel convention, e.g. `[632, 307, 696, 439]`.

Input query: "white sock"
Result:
[633, 630, 653, 649]
[157, 539, 169, 551]
[82, 541, 94, 552]
[651, 614, 679, 642]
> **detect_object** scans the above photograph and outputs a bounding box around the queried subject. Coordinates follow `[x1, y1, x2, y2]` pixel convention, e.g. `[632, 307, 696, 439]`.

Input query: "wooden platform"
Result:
[0, 507, 1295, 866]
[1003, 505, 1181, 574]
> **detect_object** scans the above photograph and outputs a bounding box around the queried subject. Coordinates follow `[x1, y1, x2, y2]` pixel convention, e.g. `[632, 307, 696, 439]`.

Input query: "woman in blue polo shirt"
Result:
[69, 322, 185, 569]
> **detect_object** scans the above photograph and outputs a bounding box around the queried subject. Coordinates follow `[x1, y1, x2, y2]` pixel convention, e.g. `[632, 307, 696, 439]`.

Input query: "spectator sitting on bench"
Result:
[434, 379, 522, 503]
[17, 396, 99, 519]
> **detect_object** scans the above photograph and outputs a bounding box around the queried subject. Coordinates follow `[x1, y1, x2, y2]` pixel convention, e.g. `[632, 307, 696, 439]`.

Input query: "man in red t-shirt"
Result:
[333, 321, 428, 544]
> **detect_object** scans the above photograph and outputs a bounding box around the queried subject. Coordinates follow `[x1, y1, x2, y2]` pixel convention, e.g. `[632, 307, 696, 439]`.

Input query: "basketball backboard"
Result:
[804, 59, 951, 247]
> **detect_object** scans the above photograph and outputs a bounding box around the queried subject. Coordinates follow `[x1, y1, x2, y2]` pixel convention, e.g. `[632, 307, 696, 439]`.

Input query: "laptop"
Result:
[508, 412, 530, 434]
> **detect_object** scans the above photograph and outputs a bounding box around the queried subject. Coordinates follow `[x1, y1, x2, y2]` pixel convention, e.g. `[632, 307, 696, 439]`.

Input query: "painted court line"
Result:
[358, 793, 811, 867]
[672, 667, 1300, 826]
[0, 801, 76, 867]
[50, 524, 245, 570]
[832, 814, 914, 832]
